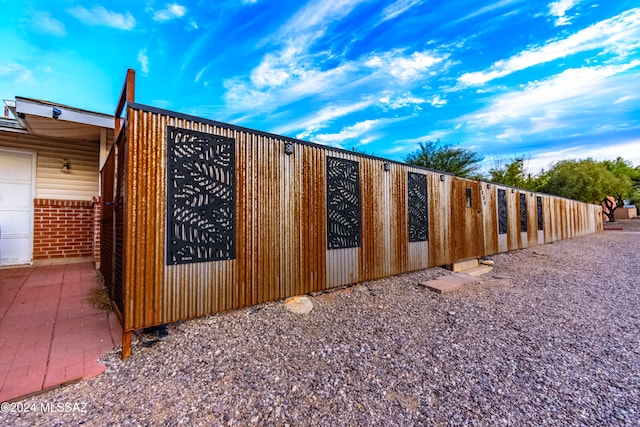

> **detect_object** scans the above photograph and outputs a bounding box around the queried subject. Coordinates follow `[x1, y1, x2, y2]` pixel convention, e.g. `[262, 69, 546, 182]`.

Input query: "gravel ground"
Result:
[2, 219, 639, 426]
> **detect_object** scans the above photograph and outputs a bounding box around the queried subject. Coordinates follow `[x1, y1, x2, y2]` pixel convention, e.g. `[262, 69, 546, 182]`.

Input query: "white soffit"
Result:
[12, 97, 114, 141]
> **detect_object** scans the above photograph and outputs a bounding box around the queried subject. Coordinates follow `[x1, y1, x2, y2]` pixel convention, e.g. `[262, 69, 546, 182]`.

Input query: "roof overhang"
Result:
[5, 97, 114, 141]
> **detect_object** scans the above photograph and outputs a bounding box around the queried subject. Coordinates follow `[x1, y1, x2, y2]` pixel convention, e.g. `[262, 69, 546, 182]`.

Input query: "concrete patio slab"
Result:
[0, 262, 121, 403]
[417, 273, 479, 294]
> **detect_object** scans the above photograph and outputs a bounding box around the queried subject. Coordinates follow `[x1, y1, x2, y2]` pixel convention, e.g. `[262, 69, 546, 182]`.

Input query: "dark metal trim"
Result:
[166, 126, 236, 265]
[520, 193, 528, 232]
[537, 196, 544, 231]
[326, 157, 361, 250]
[498, 189, 508, 235]
[408, 172, 428, 242]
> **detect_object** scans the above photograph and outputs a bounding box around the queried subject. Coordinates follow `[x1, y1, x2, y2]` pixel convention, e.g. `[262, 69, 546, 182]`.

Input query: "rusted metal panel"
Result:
[480, 183, 499, 256]
[526, 192, 538, 248]
[505, 188, 519, 252]
[428, 172, 454, 266]
[451, 178, 483, 260]
[117, 103, 605, 332]
[366, 161, 411, 278]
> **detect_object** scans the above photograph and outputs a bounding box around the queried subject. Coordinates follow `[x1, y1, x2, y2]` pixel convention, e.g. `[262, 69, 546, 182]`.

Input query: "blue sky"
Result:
[1, 0, 639, 174]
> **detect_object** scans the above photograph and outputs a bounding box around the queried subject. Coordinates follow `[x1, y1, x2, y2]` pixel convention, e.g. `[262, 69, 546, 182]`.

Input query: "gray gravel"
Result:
[2, 219, 639, 426]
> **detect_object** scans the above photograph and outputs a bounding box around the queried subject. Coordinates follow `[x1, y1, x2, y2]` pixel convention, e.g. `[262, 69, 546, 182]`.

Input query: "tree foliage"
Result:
[404, 139, 639, 222]
[538, 159, 631, 203]
[601, 157, 640, 206]
[405, 140, 484, 179]
[488, 157, 540, 190]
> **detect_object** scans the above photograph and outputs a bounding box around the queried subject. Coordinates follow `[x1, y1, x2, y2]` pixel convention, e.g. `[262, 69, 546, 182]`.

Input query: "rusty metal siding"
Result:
[428, 172, 454, 266]
[481, 183, 499, 256]
[124, 108, 336, 327]
[505, 188, 519, 252]
[118, 104, 604, 332]
[451, 179, 483, 260]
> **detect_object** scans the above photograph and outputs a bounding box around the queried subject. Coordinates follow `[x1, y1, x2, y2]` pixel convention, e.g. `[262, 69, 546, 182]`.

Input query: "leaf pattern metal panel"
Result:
[537, 196, 544, 230]
[166, 126, 236, 265]
[326, 157, 361, 249]
[498, 189, 507, 235]
[408, 172, 428, 242]
[520, 193, 528, 232]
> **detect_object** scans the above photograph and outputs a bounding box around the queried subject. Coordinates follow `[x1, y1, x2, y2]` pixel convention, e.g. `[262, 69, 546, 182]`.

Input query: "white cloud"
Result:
[250, 54, 291, 88]
[153, 3, 187, 22]
[274, 100, 373, 137]
[366, 50, 445, 81]
[548, 0, 581, 26]
[225, 45, 446, 115]
[460, 61, 640, 144]
[223, 63, 356, 113]
[451, 0, 521, 25]
[0, 63, 34, 84]
[223, 0, 370, 111]
[32, 11, 66, 36]
[68, 6, 136, 30]
[195, 67, 206, 83]
[380, 0, 423, 23]
[384, 130, 449, 155]
[467, 61, 640, 127]
[137, 49, 149, 75]
[223, 79, 271, 110]
[459, 7, 640, 86]
[313, 119, 383, 146]
[281, 0, 367, 35]
[242, 0, 258, 4]
[223, 1, 446, 117]
[379, 92, 426, 109]
[614, 95, 636, 104]
[525, 140, 640, 174]
[430, 95, 447, 108]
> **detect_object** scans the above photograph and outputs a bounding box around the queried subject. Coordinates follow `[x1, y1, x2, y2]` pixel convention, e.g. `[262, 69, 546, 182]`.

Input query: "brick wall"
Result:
[33, 199, 95, 259]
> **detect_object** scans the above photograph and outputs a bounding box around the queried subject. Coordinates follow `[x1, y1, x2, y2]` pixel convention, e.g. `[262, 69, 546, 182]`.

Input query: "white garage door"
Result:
[0, 149, 34, 266]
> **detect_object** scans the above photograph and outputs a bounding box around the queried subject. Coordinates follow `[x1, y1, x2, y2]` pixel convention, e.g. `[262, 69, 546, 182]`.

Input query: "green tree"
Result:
[539, 159, 634, 222]
[488, 157, 539, 190]
[405, 140, 484, 179]
[601, 157, 640, 215]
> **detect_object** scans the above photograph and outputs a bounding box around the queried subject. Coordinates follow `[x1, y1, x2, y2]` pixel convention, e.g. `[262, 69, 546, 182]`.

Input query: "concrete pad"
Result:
[463, 265, 494, 277]
[418, 273, 478, 294]
[452, 258, 479, 272]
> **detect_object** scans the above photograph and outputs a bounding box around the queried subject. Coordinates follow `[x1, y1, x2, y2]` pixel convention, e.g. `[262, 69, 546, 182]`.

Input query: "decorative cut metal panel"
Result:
[166, 126, 236, 265]
[408, 172, 428, 242]
[520, 193, 528, 232]
[498, 189, 507, 235]
[326, 157, 361, 249]
[537, 196, 544, 230]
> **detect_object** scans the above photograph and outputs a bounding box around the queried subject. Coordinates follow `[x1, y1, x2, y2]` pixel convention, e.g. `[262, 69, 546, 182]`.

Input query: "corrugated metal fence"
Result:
[101, 102, 603, 356]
